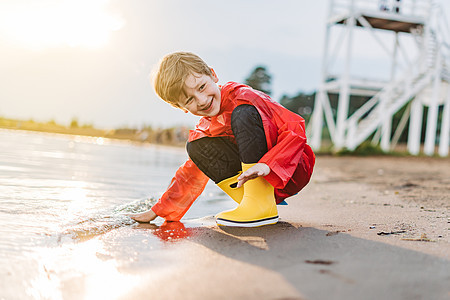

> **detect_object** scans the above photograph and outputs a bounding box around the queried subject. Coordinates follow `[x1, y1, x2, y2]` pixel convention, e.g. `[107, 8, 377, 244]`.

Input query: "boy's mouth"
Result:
[201, 98, 214, 111]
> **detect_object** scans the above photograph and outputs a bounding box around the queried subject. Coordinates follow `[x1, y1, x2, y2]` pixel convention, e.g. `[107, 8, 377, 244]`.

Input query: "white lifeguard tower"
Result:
[309, 0, 450, 156]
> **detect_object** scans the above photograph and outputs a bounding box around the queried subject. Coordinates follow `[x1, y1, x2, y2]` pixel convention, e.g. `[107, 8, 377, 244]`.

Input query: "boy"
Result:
[129, 52, 315, 227]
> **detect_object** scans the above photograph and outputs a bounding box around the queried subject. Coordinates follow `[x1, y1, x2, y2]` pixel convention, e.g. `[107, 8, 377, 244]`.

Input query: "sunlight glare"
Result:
[96, 137, 104, 145]
[63, 181, 91, 215]
[29, 239, 141, 300]
[1, 0, 124, 50]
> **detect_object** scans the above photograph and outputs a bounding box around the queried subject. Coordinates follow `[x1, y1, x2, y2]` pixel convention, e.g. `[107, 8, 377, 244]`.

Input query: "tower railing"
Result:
[330, 0, 431, 18]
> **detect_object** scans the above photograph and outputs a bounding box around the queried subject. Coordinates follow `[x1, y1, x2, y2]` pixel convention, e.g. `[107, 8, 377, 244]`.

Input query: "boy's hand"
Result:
[127, 209, 157, 223]
[237, 163, 270, 188]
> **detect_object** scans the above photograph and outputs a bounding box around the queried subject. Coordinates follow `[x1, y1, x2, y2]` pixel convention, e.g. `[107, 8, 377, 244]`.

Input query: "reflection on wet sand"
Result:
[135, 221, 193, 242]
[32, 220, 198, 299]
[63, 215, 195, 244]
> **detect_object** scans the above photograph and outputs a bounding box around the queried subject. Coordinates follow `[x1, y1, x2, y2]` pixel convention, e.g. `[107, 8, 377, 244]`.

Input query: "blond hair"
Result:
[152, 52, 213, 108]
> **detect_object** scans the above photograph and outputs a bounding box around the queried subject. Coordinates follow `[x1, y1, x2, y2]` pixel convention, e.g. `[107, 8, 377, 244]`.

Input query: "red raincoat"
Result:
[151, 82, 315, 221]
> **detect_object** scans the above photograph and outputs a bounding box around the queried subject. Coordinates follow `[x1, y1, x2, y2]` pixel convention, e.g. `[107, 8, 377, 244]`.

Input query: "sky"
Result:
[0, 0, 449, 129]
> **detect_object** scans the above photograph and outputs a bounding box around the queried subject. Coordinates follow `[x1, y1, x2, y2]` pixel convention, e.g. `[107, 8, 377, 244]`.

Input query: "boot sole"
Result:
[216, 216, 279, 227]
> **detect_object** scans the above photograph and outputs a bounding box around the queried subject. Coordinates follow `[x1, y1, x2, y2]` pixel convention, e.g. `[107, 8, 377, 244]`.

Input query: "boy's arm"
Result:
[151, 158, 209, 221]
[258, 120, 307, 189]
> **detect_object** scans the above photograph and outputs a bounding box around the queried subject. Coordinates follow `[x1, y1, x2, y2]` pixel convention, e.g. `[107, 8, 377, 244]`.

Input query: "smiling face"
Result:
[178, 71, 221, 117]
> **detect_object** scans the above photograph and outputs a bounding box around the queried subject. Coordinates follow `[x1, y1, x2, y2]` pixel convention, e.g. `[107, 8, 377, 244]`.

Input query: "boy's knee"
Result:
[186, 138, 212, 159]
[186, 141, 197, 158]
[231, 104, 262, 129]
[231, 104, 258, 120]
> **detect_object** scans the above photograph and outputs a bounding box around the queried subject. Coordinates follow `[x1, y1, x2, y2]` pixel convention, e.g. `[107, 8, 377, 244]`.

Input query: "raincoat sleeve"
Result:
[151, 158, 209, 221]
[259, 120, 307, 189]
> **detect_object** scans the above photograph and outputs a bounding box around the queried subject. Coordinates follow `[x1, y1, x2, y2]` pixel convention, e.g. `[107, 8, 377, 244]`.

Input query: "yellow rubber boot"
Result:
[216, 173, 244, 204]
[216, 163, 279, 227]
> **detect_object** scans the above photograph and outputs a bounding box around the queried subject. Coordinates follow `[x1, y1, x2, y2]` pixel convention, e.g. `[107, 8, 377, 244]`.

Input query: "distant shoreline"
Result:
[0, 117, 188, 147]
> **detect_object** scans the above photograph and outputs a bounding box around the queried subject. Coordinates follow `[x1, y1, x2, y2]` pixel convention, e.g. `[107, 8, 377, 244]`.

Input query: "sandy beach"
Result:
[52, 155, 449, 300]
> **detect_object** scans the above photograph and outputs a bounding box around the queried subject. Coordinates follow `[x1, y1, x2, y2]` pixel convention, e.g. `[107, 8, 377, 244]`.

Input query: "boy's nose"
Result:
[197, 94, 209, 107]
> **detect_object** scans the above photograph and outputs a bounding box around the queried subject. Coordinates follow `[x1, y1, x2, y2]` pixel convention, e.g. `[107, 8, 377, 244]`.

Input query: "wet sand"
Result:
[61, 155, 449, 300]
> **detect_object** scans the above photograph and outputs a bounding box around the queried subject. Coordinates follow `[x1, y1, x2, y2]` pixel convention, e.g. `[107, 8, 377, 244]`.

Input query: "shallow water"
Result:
[0, 129, 233, 299]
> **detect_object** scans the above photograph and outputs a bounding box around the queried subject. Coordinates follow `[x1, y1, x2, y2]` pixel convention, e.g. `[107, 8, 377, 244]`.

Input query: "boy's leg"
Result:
[186, 137, 241, 184]
[187, 137, 244, 203]
[216, 104, 278, 227]
[186, 104, 268, 180]
[232, 104, 289, 203]
[231, 104, 268, 163]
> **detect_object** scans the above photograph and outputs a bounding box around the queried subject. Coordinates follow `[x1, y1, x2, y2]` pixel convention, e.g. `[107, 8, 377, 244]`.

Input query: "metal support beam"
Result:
[310, 90, 324, 150]
[381, 32, 400, 151]
[424, 51, 442, 155]
[408, 97, 423, 155]
[438, 88, 450, 156]
[391, 102, 413, 150]
[335, 14, 355, 149]
[309, 2, 335, 151]
[380, 117, 392, 151]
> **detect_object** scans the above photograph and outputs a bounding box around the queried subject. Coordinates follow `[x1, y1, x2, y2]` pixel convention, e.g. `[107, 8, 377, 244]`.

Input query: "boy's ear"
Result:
[210, 68, 219, 83]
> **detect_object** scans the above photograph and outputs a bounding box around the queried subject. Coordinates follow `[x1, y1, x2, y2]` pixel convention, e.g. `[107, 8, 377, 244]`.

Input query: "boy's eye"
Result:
[186, 98, 193, 105]
[199, 84, 205, 91]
